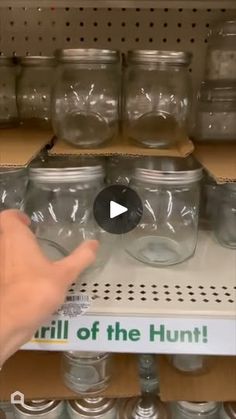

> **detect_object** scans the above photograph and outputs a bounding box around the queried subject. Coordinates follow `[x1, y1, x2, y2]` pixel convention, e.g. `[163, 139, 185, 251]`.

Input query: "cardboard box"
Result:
[0, 351, 140, 401]
[159, 355, 236, 402]
[194, 143, 236, 183]
[0, 128, 53, 167]
[50, 135, 194, 158]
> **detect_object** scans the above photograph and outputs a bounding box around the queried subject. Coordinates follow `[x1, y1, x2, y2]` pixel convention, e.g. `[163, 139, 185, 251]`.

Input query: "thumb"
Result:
[54, 240, 99, 285]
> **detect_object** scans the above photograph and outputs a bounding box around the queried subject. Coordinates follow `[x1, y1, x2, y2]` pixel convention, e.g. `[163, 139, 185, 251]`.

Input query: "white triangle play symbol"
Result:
[110, 200, 128, 219]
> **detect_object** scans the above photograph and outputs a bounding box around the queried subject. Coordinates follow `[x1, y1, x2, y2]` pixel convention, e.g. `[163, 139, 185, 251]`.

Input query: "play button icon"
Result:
[93, 185, 143, 234]
[110, 201, 128, 219]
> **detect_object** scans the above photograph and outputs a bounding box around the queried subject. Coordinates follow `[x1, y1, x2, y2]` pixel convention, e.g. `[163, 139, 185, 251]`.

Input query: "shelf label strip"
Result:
[23, 315, 236, 355]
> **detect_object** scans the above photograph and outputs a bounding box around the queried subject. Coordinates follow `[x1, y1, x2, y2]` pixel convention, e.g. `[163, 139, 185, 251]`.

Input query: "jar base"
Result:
[126, 236, 192, 266]
[63, 373, 110, 396]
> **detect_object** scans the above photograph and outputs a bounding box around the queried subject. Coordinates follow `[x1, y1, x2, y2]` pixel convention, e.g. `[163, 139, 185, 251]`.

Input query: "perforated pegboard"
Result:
[0, 6, 236, 89]
[67, 231, 235, 317]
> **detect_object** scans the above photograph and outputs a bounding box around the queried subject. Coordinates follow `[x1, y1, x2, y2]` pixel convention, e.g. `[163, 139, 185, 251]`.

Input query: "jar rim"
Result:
[29, 166, 104, 183]
[127, 50, 192, 65]
[178, 401, 218, 414]
[68, 398, 115, 416]
[55, 48, 120, 63]
[133, 157, 203, 184]
[199, 81, 236, 102]
[19, 56, 56, 66]
[0, 56, 14, 65]
[14, 400, 62, 415]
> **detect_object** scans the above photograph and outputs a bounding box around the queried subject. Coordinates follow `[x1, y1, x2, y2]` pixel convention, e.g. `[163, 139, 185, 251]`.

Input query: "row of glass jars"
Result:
[195, 20, 236, 141]
[2, 397, 235, 419]
[0, 49, 192, 150]
[0, 156, 235, 275]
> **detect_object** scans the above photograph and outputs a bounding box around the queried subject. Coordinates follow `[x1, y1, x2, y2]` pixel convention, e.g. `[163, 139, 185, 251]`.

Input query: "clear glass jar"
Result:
[52, 49, 120, 148]
[118, 395, 169, 419]
[206, 20, 236, 80]
[124, 50, 192, 149]
[13, 400, 65, 419]
[17, 56, 55, 128]
[0, 56, 18, 127]
[212, 183, 236, 249]
[220, 403, 236, 419]
[24, 159, 113, 282]
[172, 402, 220, 419]
[63, 352, 112, 396]
[168, 355, 213, 375]
[0, 168, 28, 211]
[138, 354, 159, 394]
[67, 398, 117, 419]
[125, 157, 202, 266]
[195, 81, 236, 141]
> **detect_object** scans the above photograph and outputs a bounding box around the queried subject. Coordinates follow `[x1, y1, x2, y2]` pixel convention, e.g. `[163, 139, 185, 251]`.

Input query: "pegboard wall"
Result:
[0, 6, 236, 88]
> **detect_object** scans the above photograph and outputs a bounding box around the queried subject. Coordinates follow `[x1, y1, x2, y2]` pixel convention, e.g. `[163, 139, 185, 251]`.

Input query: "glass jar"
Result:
[0, 56, 18, 127]
[212, 183, 236, 249]
[63, 352, 112, 396]
[168, 355, 212, 375]
[123, 50, 192, 149]
[0, 168, 28, 212]
[138, 354, 159, 394]
[17, 56, 55, 128]
[220, 403, 236, 419]
[52, 49, 120, 148]
[172, 402, 220, 419]
[13, 400, 65, 419]
[118, 396, 169, 419]
[195, 81, 236, 141]
[24, 160, 114, 282]
[67, 398, 117, 419]
[206, 20, 236, 80]
[125, 157, 202, 266]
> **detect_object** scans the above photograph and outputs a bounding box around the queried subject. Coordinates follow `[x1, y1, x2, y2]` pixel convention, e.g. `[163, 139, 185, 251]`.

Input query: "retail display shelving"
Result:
[23, 231, 236, 355]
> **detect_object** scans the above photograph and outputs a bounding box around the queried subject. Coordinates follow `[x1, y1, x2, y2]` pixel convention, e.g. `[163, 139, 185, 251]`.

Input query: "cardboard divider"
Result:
[0, 128, 54, 167]
[0, 351, 140, 401]
[50, 135, 194, 158]
[159, 355, 236, 402]
[194, 143, 236, 183]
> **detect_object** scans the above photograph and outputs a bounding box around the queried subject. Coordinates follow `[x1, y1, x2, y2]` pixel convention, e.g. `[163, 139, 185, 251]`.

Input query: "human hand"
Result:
[0, 210, 98, 366]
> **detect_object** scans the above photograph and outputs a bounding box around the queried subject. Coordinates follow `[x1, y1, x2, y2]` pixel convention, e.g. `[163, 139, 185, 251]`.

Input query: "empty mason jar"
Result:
[24, 159, 114, 282]
[119, 395, 169, 419]
[0, 168, 28, 211]
[221, 403, 236, 419]
[172, 402, 220, 419]
[0, 56, 18, 127]
[125, 157, 202, 266]
[13, 400, 65, 419]
[212, 183, 236, 249]
[67, 398, 118, 419]
[52, 49, 120, 148]
[206, 20, 236, 80]
[168, 355, 212, 375]
[195, 81, 236, 141]
[124, 50, 192, 149]
[63, 352, 112, 396]
[17, 56, 55, 128]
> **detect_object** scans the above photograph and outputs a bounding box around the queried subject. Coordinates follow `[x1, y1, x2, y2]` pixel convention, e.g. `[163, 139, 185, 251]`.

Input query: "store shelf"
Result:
[1, 1, 236, 9]
[159, 355, 236, 402]
[0, 352, 140, 401]
[23, 231, 236, 355]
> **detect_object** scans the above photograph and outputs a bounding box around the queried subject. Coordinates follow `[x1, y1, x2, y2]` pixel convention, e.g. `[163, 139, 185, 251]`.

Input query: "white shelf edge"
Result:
[23, 314, 236, 355]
